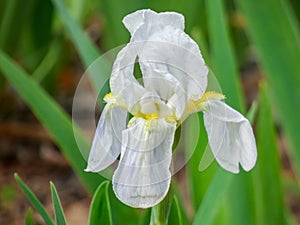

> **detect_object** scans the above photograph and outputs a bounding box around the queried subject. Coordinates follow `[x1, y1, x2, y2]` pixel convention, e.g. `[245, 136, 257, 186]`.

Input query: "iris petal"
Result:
[112, 118, 176, 208]
[123, 9, 184, 36]
[85, 104, 127, 172]
[203, 100, 257, 173]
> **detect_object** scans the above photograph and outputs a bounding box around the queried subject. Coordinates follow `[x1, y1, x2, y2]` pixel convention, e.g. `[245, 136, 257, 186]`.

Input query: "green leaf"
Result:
[207, 1, 256, 224]
[237, 0, 300, 175]
[25, 208, 35, 225]
[50, 0, 110, 100]
[0, 0, 30, 54]
[88, 181, 113, 225]
[50, 182, 67, 225]
[150, 183, 174, 225]
[0, 52, 103, 193]
[252, 84, 285, 225]
[14, 174, 54, 225]
[168, 196, 182, 225]
[32, 40, 61, 83]
[206, 0, 245, 112]
[192, 169, 233, 225]
[50, 0, 99, 68]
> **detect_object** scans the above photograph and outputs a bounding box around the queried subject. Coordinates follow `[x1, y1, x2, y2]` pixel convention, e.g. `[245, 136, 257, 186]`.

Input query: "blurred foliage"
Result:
[1, 0, 300, 224]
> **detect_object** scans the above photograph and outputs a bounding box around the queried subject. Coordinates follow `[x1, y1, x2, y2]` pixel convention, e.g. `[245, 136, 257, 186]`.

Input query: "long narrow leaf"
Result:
[14, 174, 54, 225]
[192, 170, 233, 225]
[168, 196, 183, 225]
[252, 84, 285, 225]
[0, 52, 103, 192]
[207, 0, 245, 111]
[50, 182, 67, 225]
[50, 0, 111, 92]
[237, 0, 300, 175]
[25, 208, 35, 225]
[50, 0, 111, 106]
[207, 1, 255, 224]
[50, 0, 99, 68]
[88, 181, 113, 225]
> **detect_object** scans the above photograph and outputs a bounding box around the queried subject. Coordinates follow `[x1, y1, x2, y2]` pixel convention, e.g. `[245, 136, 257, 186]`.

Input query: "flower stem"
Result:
[150, 182, 174, 225]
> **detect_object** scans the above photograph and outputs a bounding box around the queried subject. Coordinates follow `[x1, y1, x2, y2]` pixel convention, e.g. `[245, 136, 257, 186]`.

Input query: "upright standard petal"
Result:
[123, 9, 184, 37]
[110, 43, 148, 111]
[203, 100, 257, 173]
[112, 118, 176, 208]
[85, 104, 127, 172]
[124, 9, 208, 105]
[136, 28, 208, 112]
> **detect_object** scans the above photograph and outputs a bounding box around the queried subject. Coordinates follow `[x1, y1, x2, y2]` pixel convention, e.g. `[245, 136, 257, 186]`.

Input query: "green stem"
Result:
[150, 182, 174, 225]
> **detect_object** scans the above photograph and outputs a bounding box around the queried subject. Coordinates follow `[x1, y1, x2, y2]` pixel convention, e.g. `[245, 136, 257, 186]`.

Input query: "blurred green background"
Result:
[0, 0, 300, 224]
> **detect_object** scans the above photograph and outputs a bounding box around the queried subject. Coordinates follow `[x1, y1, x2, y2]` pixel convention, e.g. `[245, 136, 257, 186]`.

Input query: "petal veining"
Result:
[112, 118, 176, 208]
[85, 104, 127, 172]
[203, 100, 257, 173]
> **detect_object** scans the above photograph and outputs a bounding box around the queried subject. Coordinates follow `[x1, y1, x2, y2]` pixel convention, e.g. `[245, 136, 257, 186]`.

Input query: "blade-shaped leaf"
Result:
[0, 52, 103, 193]
[50, 0, 99, 68]
[207, 0, 245, 111]
[25, 208, 35, 225]
[14, 174, 54, 225]
[252, 84, 285, 225]
[168, 196, 183, 225]
[207, 1, 255, 224]
[192, 169, 233, 225]
[50, 182, 67, 225]
[237, 0, 300, 175]
[88, 181, 112, 225]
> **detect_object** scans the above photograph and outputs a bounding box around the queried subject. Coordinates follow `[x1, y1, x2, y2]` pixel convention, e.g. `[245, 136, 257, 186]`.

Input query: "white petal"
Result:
[85, 104, 127, 172]
[110, 43, 148, 111]
[112, 118, 176, 208]
[203, 100, 257, 173]
[123, 9, 184, 36]
[140, 66, 187, 118]
[137, 91, 174, 118]
[137, 29, 208, 114]
[124, 9, 207, 106]
[122, 9, 155, 36]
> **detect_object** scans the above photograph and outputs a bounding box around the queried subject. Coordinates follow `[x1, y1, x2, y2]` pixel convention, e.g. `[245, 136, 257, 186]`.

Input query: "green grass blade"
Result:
[88, 181, 113, 225]
[14, 174, 54, 225]
[50, 0, 110, 97]
[252, 84, 285, 225]
[50, 182, 67, 225]
[50, 0, 99, 68]
[237, 0, 300, 174]
[25, 208, 35, 225]
[191, 170, 233, 225]
[186, 113, 218, 210]
[0, 51, 103, 192]
[32, 40, 61, 83]
[206, 0, 245, 111]
[0, 0, 29, 53]
[168, 196, 182, 225]
[207, 1, 256, 224]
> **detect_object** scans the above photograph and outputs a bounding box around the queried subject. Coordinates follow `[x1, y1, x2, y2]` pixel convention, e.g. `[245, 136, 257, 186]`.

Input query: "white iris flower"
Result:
[85, 9, 257, 208]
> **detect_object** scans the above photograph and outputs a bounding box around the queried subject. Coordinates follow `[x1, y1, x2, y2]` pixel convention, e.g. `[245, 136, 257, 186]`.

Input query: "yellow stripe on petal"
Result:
[192, 91, 225, 111]
[104, 92, 114, 102]
[194, 91, 225, 105]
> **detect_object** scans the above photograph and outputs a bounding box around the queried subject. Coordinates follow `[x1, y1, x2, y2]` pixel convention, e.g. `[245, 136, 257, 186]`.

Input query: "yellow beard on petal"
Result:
[189, 91, 225, 112]
[180, 91, 226, 124]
